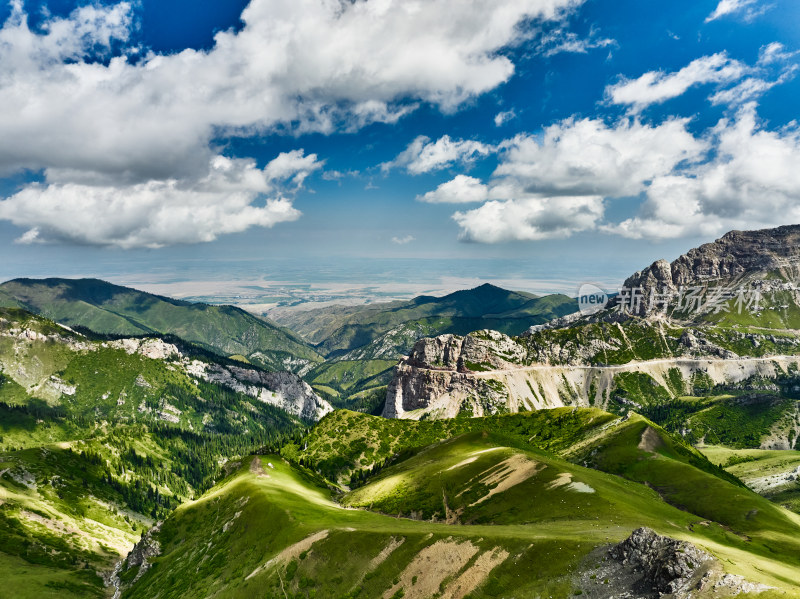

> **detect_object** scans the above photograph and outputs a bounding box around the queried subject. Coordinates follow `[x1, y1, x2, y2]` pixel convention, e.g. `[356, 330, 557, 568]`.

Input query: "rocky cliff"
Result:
[623, 225, 800, 317]
[383, 328, 800, 450]
[385, 226, 800, 432]
[104, 338, 332, 421]
[0, 312, 332, 422]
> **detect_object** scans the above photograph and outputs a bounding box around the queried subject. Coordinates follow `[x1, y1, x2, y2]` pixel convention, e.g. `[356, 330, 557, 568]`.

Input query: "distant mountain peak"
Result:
[621, 223, 800, 317]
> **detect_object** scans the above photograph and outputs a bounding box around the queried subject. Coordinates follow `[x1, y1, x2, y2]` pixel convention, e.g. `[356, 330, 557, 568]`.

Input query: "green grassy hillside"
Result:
[0, 278, 323, 372]
[121, 409, 800, 599]
[0, 308, 304, 596]
[288, 408, 617, 487]
[304, 284, 576, 356]
[700, 445, 800, 514]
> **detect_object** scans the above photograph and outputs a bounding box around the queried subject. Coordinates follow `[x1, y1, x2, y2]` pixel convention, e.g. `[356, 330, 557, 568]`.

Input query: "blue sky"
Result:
[0, 0, 798, 297]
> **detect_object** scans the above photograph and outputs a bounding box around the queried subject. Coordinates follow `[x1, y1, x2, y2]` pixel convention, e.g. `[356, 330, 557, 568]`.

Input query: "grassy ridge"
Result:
[286, 408, 617, 486]
[0, 278, 323, 372]
[123, 409, 800, 598]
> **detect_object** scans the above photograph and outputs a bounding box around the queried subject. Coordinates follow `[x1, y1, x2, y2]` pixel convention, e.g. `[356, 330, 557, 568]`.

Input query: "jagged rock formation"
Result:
[623, 225, 800, 317]
[108, 338, 332, 421]
[385, 225, 800, 420]
[106, 522, 163, 598]
[383, 329, 800, 420]
[196, 364, 331, 421]
[383, 331, 529, 419]
[576, 527, 770, 598]
[0, 313, 332, 422]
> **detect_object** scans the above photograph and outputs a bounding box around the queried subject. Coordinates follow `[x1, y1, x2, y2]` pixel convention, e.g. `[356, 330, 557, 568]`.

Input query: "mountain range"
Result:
[0, 278, 324, 374]
[275, 284, 577, 412]
[3, 225, 800, 597]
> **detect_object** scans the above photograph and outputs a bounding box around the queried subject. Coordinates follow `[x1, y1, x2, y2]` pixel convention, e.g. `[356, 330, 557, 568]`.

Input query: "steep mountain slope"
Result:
[622, 225, 800, 322]
[0, 278, 323, 373]
[700, 445, 800, 514]
[0, 308, 325, 597]
[274, 284, 576, 408]
[382, 226, 800, 447]
[276, 283, 576, 354]
[382, 324, 800, 435]
[0, 308, 331, 423]
[119, 409, 800, 598]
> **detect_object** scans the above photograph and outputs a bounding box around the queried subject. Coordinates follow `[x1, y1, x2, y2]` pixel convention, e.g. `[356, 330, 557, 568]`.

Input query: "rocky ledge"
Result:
[575, 527, 771, 598]
[575, 528, 770, 599]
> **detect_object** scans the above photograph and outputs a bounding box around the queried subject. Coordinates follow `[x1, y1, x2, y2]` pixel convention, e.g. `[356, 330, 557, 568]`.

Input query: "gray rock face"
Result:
[197, 362, 333, 421]
[575, 528, 771, 598]
[382, 325, 800, 421]
[609, 527, 714, 595]
[383, 331, 528, 419]
[107, 522, 162, 597]
[622, 225, 800, 316]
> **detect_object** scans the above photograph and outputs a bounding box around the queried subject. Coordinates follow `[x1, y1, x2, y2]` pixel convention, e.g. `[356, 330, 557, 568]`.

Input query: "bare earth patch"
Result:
[547, 472, 573, 490]
[245, 529, 329, 580]
[367, 536, 405, 572]
[383, 538, 479, 599]
[441, 547, 510, 599]
[638, 426, 664, 453]
[468, 454, 544, 506]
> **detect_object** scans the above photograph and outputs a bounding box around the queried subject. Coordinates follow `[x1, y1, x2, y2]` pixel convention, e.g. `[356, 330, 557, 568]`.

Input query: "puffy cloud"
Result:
[0, 0, 578, 246]
[384, 135, 494, 174]
[263, 150, 324, 188]
[494, 110, 516, 127]
[759, 42, 797, 66]
[0, 0, 576, 179]
[0, 152, 321, 248]
[705, 0, 768, 23]
[607, 104, 800, 239]
[605, 53, 748, 112]
[423, 116, 706, 242]
[413, 47, 798, 245]
[418, 175, 490, 203]
[493, 117, 706, 197]
[453, 196, 604, 242]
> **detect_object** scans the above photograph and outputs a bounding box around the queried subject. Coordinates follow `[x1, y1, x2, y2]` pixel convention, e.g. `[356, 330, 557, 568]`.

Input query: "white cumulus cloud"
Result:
[384, 135, 494, 174]
[606, 53, 749, 112]
[493, 117, 707, 197]
[0, 152, 321, 248]
[419, 116, 708, 242]
[454, 196, 604, 243]
[607, 104, 800, 239]
[418, 175, 490, 203]
[0, 0, 578, 246]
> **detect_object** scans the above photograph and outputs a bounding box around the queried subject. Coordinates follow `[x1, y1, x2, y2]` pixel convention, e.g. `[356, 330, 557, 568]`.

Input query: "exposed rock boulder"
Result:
[575, 527, 771, 598]
[609, 527, 714, 595]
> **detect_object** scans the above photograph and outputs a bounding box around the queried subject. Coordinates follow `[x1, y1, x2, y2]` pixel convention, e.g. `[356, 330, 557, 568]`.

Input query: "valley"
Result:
[3, 225, 800, 597]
